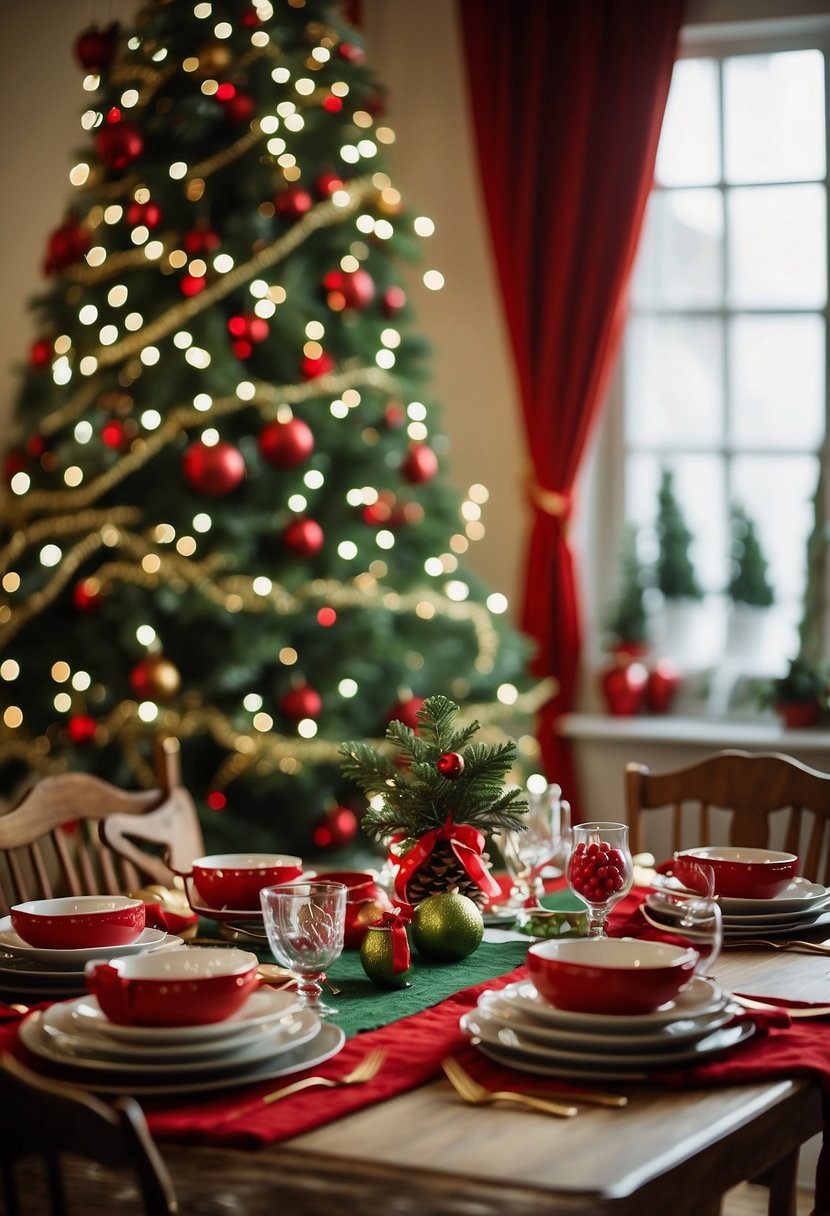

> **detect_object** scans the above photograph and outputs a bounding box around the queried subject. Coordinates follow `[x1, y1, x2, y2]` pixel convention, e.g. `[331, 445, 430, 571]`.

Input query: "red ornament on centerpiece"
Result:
[437, 752, 465, 779]
[259, 418, 314, 468]
[182, 441, 245, 497]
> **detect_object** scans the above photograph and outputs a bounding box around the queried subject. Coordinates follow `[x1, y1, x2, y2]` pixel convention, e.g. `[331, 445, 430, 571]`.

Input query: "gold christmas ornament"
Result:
[359, 924, 413, 989]
[411, 891, 484, 961]
[129, 655, 182, 702]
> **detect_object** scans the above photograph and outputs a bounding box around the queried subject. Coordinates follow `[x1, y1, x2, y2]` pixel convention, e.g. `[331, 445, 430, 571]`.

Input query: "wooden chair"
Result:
[625, 749, 830, 879]
[0, 737, 204, 916]
[0, 1052, 177, 1215]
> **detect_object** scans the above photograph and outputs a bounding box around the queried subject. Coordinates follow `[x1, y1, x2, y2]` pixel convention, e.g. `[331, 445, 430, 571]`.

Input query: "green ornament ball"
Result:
[359, 925, 413, 988]
[412, 890, 484, 961]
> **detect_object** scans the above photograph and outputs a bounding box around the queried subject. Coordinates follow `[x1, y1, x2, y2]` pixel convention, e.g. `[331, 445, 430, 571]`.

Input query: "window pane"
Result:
[626, 453, 726, 593]
[729, 315, 825, 450]
[724, 50, 826, 184]
[656, 58, 720, 186]
[631, 189, 723, 308]
[728, 184, 827, 307]
[731, 455, 819, 605]
[625, 317, 722, 445]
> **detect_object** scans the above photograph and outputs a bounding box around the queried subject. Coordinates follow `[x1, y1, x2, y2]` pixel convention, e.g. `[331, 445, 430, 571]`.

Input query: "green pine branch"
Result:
[339, 694, 527, 843]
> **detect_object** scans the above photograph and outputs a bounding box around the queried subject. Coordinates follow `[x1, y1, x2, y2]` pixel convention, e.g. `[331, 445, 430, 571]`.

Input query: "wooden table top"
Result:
[28, 944, 829, 1216]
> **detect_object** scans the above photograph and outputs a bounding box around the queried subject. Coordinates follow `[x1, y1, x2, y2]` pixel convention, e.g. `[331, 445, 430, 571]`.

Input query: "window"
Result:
[620, 23, 829, 689]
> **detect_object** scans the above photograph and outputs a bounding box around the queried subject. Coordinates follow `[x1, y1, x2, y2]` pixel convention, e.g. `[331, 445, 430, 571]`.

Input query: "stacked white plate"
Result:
[17, 987, 345, 1096]
[717, 878, 830, 939]
[460, 976, 753, 1081]
[0, 915, 184, 1001]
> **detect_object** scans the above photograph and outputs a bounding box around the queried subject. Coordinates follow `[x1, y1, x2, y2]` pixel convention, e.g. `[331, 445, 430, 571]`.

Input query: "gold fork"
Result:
[722, 938, 830, 956]
[441, 1057, 577, 1118]
[220, 1048, 387, 1120]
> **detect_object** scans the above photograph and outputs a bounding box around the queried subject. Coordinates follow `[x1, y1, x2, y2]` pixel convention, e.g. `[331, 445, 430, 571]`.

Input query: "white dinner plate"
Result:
[498, 975, 727, 1033]
[0, 920, 179, 969]
[476, 988, 740, 1051]
[0, 936, 183, 981]
[17, 1017, 345, 1097]
[717, 878, 830, 916]
[460, 1007, 753, 1069]
[723, 908, 830, 939]
[721, 900, 830, 928]
[66, 985, 302, 1044]
[470, 1020, 754, 1083]
[27, 1005, 321, 1075]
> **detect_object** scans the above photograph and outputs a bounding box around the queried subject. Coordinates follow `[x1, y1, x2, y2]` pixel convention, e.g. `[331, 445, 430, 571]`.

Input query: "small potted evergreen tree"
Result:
[653, 468, 704, 666]
[726, 504, 775, 658]
[761, 655, 827, 729]
[603, 525, 651, 658]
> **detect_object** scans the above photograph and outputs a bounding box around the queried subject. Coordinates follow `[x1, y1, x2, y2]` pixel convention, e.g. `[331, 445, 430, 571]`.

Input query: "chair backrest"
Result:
[0, 737, 204, 915]
[0, 1051, 177, 1216]
[625, 749, 830, 881]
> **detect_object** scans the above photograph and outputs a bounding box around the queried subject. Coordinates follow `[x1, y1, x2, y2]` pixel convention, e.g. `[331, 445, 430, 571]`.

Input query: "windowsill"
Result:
[558, 712, 830, 752]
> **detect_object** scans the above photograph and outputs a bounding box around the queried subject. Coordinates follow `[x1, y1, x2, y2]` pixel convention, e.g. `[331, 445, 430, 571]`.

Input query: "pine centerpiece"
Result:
[340, 695, 527, 908]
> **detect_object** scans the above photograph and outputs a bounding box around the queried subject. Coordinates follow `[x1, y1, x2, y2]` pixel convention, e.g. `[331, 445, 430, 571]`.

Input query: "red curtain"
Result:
[458, 0, 684, 812]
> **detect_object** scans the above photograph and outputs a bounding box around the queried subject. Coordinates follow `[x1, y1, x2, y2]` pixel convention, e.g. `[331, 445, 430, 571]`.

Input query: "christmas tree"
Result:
[728, 504, 774, 608]
[0, 0, 538, 859]
[654, 467, 703, 601]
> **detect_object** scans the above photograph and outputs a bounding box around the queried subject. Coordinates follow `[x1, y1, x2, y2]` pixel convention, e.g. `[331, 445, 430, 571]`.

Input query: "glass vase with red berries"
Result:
[566, 822, 634, 938]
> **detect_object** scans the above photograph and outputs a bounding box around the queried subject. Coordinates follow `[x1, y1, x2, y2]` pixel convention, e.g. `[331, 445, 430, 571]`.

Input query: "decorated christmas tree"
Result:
[340, 694, 527, 908]
[654, 467, 703, 601]
[0, 1, 538, 859]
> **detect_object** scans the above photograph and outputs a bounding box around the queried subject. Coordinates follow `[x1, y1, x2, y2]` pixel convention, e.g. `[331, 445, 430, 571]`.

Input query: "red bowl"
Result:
[316, 870, 392, 948]
[11, 896, 145, 950]
[677, 846, 798, 900]
[85, 947, 259, 1026]
[192, 853, 303, 910]
[527, 937, 698, 1015]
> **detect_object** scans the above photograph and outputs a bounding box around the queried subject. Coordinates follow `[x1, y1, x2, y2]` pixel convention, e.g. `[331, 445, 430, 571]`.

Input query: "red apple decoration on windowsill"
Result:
[600, 659, 648, 716]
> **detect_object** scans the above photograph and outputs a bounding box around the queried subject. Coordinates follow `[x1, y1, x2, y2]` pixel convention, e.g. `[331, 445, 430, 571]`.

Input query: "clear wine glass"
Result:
[491, 784, 572, 915]
[260, 881, 346, 1017]
[566, 821, 634, 937]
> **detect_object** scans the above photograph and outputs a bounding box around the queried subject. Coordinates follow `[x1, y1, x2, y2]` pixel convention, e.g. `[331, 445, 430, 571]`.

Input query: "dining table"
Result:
[4, 889, 830, 1216]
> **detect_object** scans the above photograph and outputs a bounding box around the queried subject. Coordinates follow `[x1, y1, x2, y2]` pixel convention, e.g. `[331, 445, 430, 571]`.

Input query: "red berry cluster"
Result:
[568, 840, 629, 905]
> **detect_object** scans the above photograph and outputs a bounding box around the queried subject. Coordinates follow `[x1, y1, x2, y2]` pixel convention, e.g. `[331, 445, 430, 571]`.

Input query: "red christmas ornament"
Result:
[25, 434, 48, 459]
[29, 338, 53, 368]
[129, 655, 181, 702]
[316, 170, 344, 198]
[67, 714, 97, 745]
[184, 226, 221, 254]
[382, 286, 407, 316]
[338, 41, 366, 64]
[259, 418, 315, 468]
[437, 752, 465, 779]
[274, 185, 313, 222]
[180, 273, 207, 297]
[282, 516, 324, 557]
[101, 419, 128, 449]
[385, 696, 425, 730]
[95, 121, 143, 171]
[323, 94, 343, 114]
[126, 200, 162, 229]
[280, 684, 322, 720]
[402, 442, 438, 484]
[72, 578, 102, 613]
[227, 314, 269, 356]
[182, 440, 246, 497]
[600, 659, 648, 717]
[323, 268, 375, 311]
[74, 22, 119, 71]
[240, 4, 261, 28]
[362, 490, 396, 527]
[645, 660, 681, 714]
[311, 806, 359, 851]
[221, 91, 256, 125]
[44, 214, 90, 274]
[301, 350, 334, 379]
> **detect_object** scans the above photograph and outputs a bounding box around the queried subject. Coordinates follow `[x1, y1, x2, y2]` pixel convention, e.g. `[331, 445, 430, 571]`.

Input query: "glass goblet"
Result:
[260, 881, 346, 1017]
[491, 786, 572, 916]
[566, 821, 633, 938]
[640, 890, 723, 978]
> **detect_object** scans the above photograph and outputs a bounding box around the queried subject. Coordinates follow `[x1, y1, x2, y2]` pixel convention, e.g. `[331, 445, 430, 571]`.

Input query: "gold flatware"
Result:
[731, 993, 830, 1019]
[220, 1048, 387, 1121]
[722, 938, 830, 956]
[523, 1086, 628, 1108]
[441, 1057, 577, 1118]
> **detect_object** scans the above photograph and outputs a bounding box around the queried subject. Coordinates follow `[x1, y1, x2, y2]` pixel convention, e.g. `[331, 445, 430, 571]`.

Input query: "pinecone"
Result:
[401, 839, 489, 909]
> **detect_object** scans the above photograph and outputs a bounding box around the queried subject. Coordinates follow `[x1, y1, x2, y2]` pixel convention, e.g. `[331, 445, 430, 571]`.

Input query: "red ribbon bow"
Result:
[392, 815, 500, 903]
[374, 903, 413, 973]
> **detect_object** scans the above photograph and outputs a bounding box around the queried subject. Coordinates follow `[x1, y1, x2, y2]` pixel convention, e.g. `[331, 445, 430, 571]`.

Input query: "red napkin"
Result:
[142, 902, 198, 935]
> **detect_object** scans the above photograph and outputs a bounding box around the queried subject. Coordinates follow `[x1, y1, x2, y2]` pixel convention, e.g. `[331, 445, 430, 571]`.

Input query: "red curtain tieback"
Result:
[524, 472, 572, 525]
